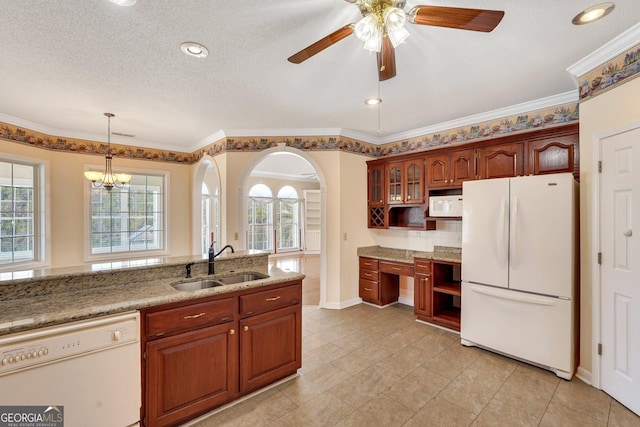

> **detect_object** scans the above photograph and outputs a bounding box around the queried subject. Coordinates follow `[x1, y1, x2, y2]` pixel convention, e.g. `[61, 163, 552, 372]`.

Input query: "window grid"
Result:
[90, 175, 164, 255]
[0, 161, 36, 266]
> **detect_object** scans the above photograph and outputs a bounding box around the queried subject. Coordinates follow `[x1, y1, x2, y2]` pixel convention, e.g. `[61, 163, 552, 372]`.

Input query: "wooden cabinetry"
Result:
[476, 141, 524, 179]
[426, 148, 475, 188]
[239, 284, 302, 394]
[359, 257, 404, 306]
[142, 281, 302, 427]
[143, 298, 238, 427]
[524, 134, 578, 177]
[386, 158, 424, 205]
[367, 161, 386, 228]
[413, 259, 432, 321]
[431, 262, 461, 331]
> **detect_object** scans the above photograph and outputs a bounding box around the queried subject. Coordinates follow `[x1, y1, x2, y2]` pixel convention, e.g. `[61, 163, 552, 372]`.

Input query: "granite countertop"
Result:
[0, 263, 304, 337]
[357, 245, 462, 264]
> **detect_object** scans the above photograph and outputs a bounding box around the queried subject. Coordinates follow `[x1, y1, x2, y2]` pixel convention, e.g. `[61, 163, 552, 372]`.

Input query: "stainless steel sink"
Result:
[172, 272, 269, 291]
[172, 280, 224, 291]
[216, 272, 269, 285]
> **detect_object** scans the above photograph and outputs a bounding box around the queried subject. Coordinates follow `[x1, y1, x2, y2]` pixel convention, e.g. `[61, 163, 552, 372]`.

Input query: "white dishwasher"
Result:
[0, 311, 141, 427]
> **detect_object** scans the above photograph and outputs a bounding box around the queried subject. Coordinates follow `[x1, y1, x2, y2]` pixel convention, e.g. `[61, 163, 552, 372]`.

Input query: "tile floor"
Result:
[190, 303, 640, 427]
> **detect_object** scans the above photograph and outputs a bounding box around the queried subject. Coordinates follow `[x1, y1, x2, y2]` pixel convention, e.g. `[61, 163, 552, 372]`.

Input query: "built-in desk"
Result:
[357, 246, 461, 331]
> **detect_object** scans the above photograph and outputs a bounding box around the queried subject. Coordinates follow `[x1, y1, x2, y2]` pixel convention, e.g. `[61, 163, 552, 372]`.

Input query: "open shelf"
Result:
[432, 281, 461, 296]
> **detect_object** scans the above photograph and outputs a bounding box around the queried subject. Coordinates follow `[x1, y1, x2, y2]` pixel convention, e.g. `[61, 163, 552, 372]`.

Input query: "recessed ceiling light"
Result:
[109, 0, 136, 6]
[572, 2, 615, 25]
[365, 97, 382, 105]
[180, 42, 209, 58]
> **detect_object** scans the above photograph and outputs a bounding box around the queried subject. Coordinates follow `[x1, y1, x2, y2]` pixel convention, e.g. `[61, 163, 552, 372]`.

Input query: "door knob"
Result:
[623, 229, 633, 237]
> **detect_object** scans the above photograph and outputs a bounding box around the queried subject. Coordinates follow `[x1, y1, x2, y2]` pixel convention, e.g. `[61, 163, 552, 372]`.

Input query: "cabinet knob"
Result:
[243, 326, 249, 332]
[229, 329, 235, 335]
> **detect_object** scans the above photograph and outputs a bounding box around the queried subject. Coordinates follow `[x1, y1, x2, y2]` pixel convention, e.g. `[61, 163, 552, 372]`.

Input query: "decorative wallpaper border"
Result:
[2, 100, 579, 164]
[578, 43, 640, 101]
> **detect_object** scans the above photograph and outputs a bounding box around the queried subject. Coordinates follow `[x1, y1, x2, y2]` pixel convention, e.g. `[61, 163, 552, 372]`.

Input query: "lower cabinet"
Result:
[145, 322, 237, 427]
[413, 259, 432, 321]
[141, 281, 302, 427]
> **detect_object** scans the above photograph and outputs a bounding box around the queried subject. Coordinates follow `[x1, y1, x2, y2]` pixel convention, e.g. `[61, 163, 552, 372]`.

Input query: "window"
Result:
[90, 174, 165, 256]
[276, 186, 299, 251]
[201, 182, 220, 255]
[247, 184, 273, 251]
[0, 159, 40, 267]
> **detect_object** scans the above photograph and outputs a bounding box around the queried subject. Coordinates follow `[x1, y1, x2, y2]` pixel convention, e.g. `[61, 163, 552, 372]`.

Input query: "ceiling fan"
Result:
[288, 0, 504, 81]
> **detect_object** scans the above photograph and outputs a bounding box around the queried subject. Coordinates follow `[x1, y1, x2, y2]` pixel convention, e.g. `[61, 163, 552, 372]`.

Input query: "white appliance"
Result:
[0, 312, 141, 426]
[460, 173, 577, 379]
[429, 195, 463, 217]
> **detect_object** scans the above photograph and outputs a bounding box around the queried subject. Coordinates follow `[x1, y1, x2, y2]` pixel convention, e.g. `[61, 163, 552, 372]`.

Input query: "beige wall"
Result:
[578, 76, 640, 376]
[1, 142, 192, 268]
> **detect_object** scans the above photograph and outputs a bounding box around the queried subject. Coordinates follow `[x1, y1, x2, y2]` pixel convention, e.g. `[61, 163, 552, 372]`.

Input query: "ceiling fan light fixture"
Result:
[180, 42, 209, 58]
[355, 14, 380, 42]
[572, 2, 615, 25]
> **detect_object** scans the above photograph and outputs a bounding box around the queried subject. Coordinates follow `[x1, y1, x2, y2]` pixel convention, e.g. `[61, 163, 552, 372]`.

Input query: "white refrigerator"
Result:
[461, 173, 577, 379]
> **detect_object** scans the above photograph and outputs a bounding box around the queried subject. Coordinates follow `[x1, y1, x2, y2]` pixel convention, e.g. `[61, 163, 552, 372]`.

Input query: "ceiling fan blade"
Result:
[408, 5, 504, 32]
[377, 36, 396, 81]
[288, 24, 354, 64]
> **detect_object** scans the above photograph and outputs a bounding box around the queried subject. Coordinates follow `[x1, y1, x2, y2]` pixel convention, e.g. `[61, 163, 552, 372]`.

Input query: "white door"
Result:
[509, 174, 575, 297]
[462, 178, 510, 288]
[600, 127, 640, 415]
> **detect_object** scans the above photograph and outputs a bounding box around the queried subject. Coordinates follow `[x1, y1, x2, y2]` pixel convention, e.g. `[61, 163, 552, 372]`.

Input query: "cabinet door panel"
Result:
[426, 154, 450, 187]
[146, 323, 237, 427]
[450, 149, 476, 186]
[386, 163, 403, 204]
[525, 136, 578, 176]
[405, 160, 424, 203]
[367, 163, 385, 206]
[478, 142, 523, 179]
[240, 305, 301, 393]
[414, 274, 432, 319]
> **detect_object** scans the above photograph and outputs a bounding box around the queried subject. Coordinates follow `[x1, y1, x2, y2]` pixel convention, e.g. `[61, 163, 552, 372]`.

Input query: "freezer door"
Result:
[462, 177, 510, 288]
[461, 282, 575, 377]
[508, 173, 575, 297]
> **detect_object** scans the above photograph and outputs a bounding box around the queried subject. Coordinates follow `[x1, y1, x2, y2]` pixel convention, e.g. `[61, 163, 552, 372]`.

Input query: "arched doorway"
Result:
[238, 146, 327, 307]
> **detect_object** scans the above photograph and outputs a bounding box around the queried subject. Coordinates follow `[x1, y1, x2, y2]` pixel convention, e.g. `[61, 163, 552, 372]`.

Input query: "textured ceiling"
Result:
[1, 1, 638, 152]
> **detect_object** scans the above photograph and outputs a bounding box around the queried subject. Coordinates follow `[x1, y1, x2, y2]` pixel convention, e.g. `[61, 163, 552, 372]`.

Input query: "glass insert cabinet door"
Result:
[405, 161, 422, 203]
[387, 164, 403, 203]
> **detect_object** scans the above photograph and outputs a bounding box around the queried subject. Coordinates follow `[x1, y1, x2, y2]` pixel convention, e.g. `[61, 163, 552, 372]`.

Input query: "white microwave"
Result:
[429, 195, 463, 217]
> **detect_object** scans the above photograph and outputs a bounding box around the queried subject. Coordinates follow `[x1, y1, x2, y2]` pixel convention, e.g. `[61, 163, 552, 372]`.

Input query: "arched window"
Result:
[276, 186, 299, 251]
[247, 184, 273, 251]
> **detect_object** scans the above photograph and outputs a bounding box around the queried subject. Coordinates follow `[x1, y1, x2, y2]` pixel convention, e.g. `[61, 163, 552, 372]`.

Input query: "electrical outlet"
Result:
[234, 232, 238, 240]
[343, 232, 347, 241]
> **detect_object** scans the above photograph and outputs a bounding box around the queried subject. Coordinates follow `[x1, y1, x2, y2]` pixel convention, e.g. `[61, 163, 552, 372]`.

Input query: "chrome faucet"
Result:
[208, 244, 235, 275]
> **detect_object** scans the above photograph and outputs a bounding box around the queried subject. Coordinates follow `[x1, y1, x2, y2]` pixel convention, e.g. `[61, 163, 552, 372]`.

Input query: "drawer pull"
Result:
[417, 263, 429, 268]
[244, 326, 249, 331]
[392, 267, 401, 271]
[364, 288, 372, 291]
[220, 317, 229, 322]
[265, 296, 281, 302]
[364, 272, 372, 277]
[364, 262, 372, 266]
[183, 312, 206, 319]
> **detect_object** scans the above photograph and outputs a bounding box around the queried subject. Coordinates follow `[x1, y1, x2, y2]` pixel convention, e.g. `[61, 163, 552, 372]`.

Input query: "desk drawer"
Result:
[240, 284, 301, 317]
[359, 257, 379, 271]
[359, 279, 379, 301]
[380, 261, 414, 276]
[145, 298, 236, 338]
[359, 268, 378, 281]
[414, 259, 432, 274]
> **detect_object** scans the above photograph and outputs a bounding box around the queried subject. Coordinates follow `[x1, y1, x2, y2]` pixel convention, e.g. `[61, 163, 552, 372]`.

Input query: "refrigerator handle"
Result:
[512, 197, 518, 267]
[498, 197, 508, 268]
[467, 284, 559, 306]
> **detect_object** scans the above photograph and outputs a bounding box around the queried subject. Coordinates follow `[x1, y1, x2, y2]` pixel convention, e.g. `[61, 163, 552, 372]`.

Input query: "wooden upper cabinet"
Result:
[477, 142, 524, 179]
[450, 148, 475, 186]
[367, 162, 385, 206]
[525, 135, 579, 177]
[386, 159, 424, 204]
[426, 148, 475, 188]
[425, 153, 449, 188]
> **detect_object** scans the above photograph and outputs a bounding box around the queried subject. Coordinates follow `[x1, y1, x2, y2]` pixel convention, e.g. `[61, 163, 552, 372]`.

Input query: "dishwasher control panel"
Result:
[0, 311, 139, 376]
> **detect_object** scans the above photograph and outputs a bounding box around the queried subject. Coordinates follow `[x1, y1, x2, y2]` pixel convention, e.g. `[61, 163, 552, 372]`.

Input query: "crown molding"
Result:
[377, 90, 579, 144]
[567, 23, 640, 81]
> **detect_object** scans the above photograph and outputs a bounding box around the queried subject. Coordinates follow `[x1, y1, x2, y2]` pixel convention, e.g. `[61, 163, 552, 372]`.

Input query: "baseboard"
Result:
[575, 366, 593, 385]
[398, 296, 414, 306]
[322, 297, 362, 310]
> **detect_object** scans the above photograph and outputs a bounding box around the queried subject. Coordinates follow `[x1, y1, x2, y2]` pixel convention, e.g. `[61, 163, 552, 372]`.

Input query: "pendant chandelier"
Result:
[353, 0, 410, 52]
[84, 113, 132, 191]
